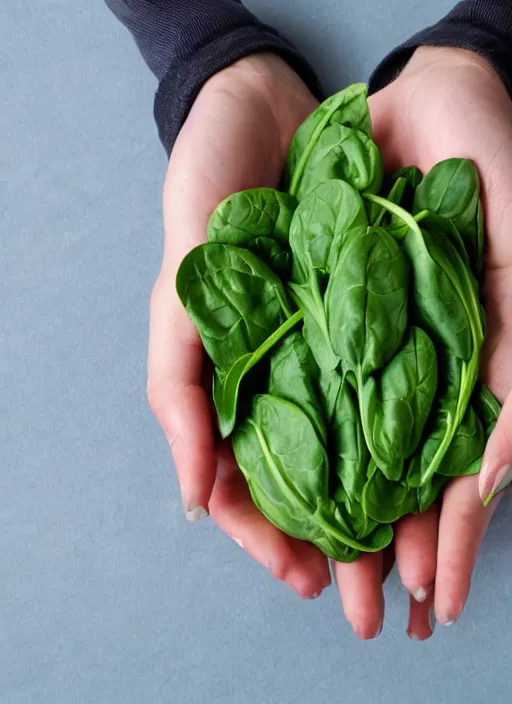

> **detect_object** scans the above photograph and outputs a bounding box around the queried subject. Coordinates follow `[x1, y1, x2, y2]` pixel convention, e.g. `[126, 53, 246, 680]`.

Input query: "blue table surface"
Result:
[3, 1, 512, 702]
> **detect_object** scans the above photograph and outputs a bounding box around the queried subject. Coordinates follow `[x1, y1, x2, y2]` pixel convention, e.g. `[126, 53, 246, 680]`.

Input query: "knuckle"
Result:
[269, 554, 298, 584]
[147, 383, 169, 422]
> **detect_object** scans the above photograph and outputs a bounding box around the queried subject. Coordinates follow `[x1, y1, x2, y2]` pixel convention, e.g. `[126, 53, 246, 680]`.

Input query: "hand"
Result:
[148, 53, 332, 598]
[360, 46, 512, 636]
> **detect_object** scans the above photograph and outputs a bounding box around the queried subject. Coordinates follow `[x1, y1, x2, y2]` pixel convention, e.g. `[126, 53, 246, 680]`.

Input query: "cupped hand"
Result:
[359, 46, 512, 636]
[148, 53, 332, 598]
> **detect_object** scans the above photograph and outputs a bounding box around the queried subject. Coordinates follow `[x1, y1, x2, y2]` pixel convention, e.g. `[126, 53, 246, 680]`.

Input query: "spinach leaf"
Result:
[333, 491, 394, 549]
[294, 124, 383, 200]
[416, 212, 471, 271]
[435, 405, 485, 477]
[413, 158, 481, 275]
[416, 472, 450, 513]
[213, 310, 304, 438]
[289, 274, 340, 372]
[369, 176, 407, 227]
[176, 243, 293, 372]
[363, 196, 484, 483]
[393, 165, 423, 193]
[362, 460, 419, 523]
[267, 331, 327, 444]
[473, 382, 501, 437]
[251, 236, 290, 278]
[286, 84, 371, 196]
[329, 377, 370, 501]
[289, 179, 368, 282]
[207, 188, 296, 247]
[361, 326, 438, 481]
[232, 395, 391, 560]
[325, 227, 409, 378]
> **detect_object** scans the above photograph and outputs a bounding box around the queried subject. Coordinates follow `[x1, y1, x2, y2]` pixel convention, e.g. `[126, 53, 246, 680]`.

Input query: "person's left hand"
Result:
[344, 45, 512, 640]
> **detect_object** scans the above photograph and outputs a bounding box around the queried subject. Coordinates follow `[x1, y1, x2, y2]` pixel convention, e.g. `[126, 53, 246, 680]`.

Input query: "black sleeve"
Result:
[105, 1, 323, 156]
[369, 1, 512, 96]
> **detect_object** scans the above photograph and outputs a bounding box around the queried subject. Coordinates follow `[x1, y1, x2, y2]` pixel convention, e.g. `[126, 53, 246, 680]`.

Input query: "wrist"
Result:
[405, 46, 502, 84]
[201, 52, 317, 148]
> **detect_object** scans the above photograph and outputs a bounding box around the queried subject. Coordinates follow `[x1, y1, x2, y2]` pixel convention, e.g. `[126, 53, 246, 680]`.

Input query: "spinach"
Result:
[289, 179, 368, 281]
[363, 196, 484, 484]
[474, 382, 501, 438]
[362, 460, 419, 524]
[267, 332, 326, 444]
[213, 310, 304, 438]
[325, 227, 408, 378]
[329, 376, 370, 501]
[176, 84, 499, 563]
[286, 83, 371, 196]
[294, 124, 383, 200]
[288, 274, 340, 372]
[208, 188, 296, 247]
[413, 158, 482, 275]
[176, 243, 293, 371]
[361, 327, 438, 481]
[232, 395, 392, 560]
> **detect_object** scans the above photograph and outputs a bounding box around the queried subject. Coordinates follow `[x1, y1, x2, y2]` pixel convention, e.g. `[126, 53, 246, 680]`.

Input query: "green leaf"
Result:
[289, 179, 368, 281]
[393, 165, 423, 192]
[207, 188, 296, 247]
[325, 227, 409, 377]
[362, 460, 419, 523]
[413, 158, 481, 274]
[294, 124, 383, 200]
[289, 274, 340, 372]
[435, 405, 485, 477]
[361, 327, 438, 481]
[251, 237, 290, 278]
[473, 382, 501, 438]
[370, 176, 407, 226]
[232, 395, 389, 561]
[415, 470, 450, 513]
[268, 331, 327, 444]
[286, 84, 371, 195]
[362, 196, 484, 484]
[328, 377, 370, 501]
[213, 310, 304, 438]
[176, 243, 293, 372]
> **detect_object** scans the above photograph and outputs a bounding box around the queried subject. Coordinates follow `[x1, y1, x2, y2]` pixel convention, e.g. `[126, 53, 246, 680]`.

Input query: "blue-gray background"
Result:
[3, 2, 512, 702]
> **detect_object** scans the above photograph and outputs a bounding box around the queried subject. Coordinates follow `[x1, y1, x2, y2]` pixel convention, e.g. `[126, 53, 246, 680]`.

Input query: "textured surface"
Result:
[2, 1, 512, 702]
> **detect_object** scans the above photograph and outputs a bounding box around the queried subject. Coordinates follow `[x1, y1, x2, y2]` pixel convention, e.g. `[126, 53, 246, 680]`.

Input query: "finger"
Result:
[334, 552, 384, 639]
[436, 474, 502, 625]
[147, 273, 216, 518]
[209, 443, 331, 599]
[394, 504, 439, 603]
[478, 390, 512, 504]
[406, 593, 435, 641]
[382, 544, 396, 583]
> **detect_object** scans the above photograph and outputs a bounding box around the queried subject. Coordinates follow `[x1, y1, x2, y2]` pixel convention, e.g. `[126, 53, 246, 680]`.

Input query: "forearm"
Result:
[369, 1, 512, 96]
[105, 1, 322, 154]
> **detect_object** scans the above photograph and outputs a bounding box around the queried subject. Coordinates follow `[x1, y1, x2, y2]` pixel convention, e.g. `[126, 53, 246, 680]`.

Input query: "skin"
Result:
[147, 47, 512, 638]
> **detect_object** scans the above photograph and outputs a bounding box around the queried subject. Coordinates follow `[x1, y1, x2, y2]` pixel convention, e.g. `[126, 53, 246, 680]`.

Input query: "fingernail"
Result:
[438, 612, 459, 626]
[479, 463, 512, 505]
[185, 506, 208, 522]
[374, 620, 383, 638]
[428, 604, 436, 632]
[232, 536, 244, 549]
[407, 631, 421, 641]
[413, 586, 429, 603]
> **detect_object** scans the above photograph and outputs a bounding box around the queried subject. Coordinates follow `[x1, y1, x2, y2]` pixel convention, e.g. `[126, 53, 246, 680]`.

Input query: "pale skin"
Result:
[148, 46, 512, 639]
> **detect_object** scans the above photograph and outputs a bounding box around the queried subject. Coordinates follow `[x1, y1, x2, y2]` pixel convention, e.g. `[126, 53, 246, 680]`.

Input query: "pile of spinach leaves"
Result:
[176, 84, 501, 563]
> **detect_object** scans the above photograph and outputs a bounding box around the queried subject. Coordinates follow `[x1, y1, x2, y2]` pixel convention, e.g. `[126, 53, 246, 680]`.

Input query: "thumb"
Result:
[479, 390, 512, 505]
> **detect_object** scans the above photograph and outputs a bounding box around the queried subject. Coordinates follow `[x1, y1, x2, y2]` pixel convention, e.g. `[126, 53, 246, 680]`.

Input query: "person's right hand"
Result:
[147, 53, 332, 599]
